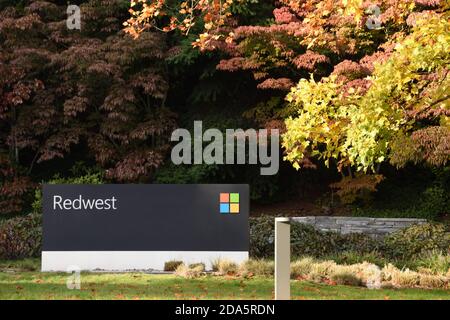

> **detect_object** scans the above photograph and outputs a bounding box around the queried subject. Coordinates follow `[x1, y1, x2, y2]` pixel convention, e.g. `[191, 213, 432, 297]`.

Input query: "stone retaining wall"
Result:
[291, 216, 427, 238]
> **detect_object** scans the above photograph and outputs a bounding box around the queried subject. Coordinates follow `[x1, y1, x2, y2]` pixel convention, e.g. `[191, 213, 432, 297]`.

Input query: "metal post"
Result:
[275, 217, 290, 300]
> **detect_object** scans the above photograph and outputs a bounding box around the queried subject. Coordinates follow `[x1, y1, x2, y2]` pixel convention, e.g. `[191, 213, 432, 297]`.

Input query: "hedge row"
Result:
[250, 216, 449, 260]
[1, 214, 448, 261]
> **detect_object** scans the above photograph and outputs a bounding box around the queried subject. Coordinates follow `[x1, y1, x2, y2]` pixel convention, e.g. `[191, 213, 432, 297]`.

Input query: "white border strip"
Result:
[42, 251, 248, 271]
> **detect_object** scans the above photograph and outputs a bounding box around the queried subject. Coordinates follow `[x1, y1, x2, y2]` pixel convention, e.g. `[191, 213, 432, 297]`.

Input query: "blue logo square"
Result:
[220, 203, 229, 214]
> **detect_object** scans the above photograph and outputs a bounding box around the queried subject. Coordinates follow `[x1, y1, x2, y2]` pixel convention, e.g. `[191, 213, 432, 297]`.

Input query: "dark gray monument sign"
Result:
[42, 184, 249, 271]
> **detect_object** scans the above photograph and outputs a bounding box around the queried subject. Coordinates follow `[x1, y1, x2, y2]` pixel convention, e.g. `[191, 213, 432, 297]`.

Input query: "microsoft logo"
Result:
[219, 193, 240, 214]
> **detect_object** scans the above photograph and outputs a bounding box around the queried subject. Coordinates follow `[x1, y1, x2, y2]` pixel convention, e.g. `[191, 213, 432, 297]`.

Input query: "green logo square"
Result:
[230, 193, 239, 203]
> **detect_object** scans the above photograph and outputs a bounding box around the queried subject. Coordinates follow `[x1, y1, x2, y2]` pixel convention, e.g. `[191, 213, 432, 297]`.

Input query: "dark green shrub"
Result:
[0, 213, 42, 259]
[0, 170, 104, 260]
[188, 262, 206, 270]
[384, 223, 450, 260]
[0, 258, 40, 272]
[249, 216, 380, 259]
[32, 171, 104, 213]
[417, 185, 449, 218]
[250, 217, 450, 267]
[154, 163, 223, 184]
[164, 260, 183, 271]
[319, 232, 380, 257]
[353, 186, 448, 219]
[352, 168, 450, 220]
[249, 216, 276, 258]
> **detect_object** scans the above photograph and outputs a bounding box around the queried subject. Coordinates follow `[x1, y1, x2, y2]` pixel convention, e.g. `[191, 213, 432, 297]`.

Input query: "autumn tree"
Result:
[126, 0, 449, 204]
[0, 0, 176, 214]
[282, 8, 449, 168]
[0, 2, 58, 213]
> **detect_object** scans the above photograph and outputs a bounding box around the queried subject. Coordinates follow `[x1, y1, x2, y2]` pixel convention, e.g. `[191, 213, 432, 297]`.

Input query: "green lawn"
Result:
[0, 260, 449, 300]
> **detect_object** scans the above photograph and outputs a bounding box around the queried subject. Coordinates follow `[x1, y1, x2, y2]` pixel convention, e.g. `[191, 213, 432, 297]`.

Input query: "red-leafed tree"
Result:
[0, 1, 176, 214]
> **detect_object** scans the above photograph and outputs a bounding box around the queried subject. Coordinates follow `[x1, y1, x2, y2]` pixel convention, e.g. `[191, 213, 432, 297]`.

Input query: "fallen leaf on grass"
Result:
[324, 279, 337, 286]
[301, 286, 321, 292]
[197, 284, 208, 292]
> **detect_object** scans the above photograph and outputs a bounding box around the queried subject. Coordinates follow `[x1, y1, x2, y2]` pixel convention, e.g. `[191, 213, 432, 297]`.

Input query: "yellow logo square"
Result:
[230, 203, 239, 213]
